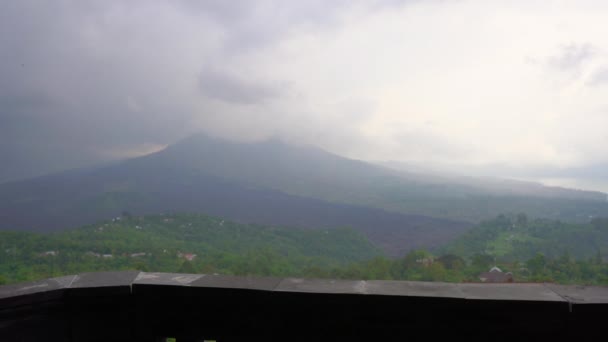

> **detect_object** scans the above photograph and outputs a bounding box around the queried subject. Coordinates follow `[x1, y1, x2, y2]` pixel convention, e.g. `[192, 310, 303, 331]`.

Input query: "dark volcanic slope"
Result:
[0, 153, 469, 257]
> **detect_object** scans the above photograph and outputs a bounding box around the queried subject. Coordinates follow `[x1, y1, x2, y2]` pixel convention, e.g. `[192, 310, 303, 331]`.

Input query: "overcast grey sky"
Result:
[1, 0, 608, 190]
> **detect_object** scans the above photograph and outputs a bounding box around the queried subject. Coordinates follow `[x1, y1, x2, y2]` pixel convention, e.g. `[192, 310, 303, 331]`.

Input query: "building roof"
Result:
[479, 271, 514, 283]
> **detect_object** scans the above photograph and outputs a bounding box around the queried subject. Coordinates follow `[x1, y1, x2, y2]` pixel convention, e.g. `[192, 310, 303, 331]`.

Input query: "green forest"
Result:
[2, 212, 608, 286]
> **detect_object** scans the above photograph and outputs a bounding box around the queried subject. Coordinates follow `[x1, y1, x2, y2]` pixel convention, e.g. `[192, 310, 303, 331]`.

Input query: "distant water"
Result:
[535, 177, 608, 195]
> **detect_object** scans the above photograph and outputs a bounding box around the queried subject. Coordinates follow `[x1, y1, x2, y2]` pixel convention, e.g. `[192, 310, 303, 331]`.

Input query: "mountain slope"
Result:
[1, 134, 607, 255]
[168, 135, 608, 219]
[169, 135, 607, 197]
[145, 134, 608, 222]
[0, 139, 470, 256]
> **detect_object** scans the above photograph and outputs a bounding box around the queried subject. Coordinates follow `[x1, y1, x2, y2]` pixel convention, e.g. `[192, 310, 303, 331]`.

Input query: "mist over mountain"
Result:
[376, 160, 607, 201]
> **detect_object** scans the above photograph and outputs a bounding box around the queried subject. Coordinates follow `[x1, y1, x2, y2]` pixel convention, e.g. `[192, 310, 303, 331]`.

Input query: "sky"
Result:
[1, 0, 608, 191]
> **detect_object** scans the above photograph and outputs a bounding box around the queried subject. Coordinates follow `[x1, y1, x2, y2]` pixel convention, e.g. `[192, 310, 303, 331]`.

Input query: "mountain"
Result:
[145, 134, 608, 222]
[1, 133, 607, 256]
[0, 135, 471, 256]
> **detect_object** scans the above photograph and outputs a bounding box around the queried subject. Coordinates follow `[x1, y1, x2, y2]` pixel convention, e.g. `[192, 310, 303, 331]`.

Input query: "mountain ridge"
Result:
[1, 133, 608, 256]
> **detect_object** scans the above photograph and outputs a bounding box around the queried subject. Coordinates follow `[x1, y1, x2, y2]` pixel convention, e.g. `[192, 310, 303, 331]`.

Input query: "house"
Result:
[177, 252, 197, 261]
[479, 266, 514, 283]
[416, 257, 434, 267]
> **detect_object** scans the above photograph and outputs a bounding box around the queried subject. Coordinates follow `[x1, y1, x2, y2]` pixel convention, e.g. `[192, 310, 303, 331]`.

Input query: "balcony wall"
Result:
[2, 271, 608, 341]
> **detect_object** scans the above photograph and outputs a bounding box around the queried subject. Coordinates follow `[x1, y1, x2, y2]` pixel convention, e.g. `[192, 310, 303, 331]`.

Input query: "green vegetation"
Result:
[3, 213, 608, 286]
[433, 214, 608, 284]
[0, 213, 381, 284]
[331, 249, 608, 285]
[442, 214, 608, 260]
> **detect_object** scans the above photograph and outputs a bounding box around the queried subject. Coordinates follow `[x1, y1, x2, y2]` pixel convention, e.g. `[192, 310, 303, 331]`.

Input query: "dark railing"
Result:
[2, 271, 608, 341]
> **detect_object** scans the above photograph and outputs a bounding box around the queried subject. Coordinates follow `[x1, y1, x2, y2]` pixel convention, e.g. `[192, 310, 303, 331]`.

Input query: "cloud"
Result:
[98, 143, 168, 159]
[198, 67, 287, 104]
[175, 0, 351, 53]
[547, 43, 596, 71]
[587, 67, 608, 86]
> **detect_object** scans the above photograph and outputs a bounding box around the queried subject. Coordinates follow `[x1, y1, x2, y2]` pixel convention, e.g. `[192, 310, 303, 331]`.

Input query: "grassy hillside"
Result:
[441, 214, 608, 261]
[0, 213, 382, 284]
